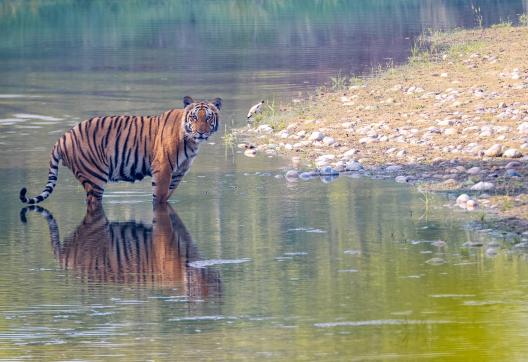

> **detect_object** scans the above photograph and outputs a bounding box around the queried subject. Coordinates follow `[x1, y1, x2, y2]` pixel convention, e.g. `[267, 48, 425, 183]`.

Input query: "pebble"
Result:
[285, 170, 299, 179]
[466, 167, 481, 175]
[517, 122, 528, 134]
[343, 148, 358, 159]
[466, 199, 478, 210]
[322, 136, 335, 146]
[308, 131, 324, 141]
[456, 194, 470, 206]
[319, 166, 339, 176]
[483, 144, 503, 157]
[299, 171, 318, 180]
[385, 165, 403, 172]
[470, 181, 494, 191]
[395, 175, 409, 183]
[256, 124, 273, 134]
[504, 169, 521, 177]
[503, 148, 522, 158]
[244, 149, 257, 157]
[505, 161, 521, 169]
[345, 161, 363, 171]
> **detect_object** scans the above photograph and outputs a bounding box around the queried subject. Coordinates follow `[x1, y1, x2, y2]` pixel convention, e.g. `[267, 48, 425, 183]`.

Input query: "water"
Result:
[2, 1, 528, 360]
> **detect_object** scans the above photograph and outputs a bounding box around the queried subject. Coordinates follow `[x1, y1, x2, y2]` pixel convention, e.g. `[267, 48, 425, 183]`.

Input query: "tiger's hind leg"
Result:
[79, 178, 106, 209]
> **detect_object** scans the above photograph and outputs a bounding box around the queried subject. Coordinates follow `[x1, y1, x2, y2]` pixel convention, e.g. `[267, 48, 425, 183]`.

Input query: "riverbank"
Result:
[236, 23, 528, 235]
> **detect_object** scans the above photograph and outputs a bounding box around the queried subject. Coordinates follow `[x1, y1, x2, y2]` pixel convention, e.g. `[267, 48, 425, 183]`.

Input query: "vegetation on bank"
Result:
[240, 17, 528, 234]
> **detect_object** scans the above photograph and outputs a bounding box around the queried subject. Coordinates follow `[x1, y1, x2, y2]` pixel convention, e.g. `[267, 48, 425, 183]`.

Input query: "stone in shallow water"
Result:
[299, 171, 318, 180]
[244, 149, 256, 157]
[466, 199, 478, 210]
[320, 166, 339, 176]
[504, 169, 521, 177]
[345, 161, 363, 171]
[505, 161, 521, 169]
[456, 194, 470, 206]
[385, 165, 403, 172]
[285, 170, 299, 179]
[395, 175, 409, 183]
[466, 167, 481, 175]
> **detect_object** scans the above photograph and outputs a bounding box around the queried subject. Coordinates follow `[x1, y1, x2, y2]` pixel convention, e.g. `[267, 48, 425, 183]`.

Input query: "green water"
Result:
[2, 1, 528, 360]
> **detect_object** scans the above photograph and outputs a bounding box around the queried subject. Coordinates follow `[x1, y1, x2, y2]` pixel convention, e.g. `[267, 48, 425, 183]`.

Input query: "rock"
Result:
[278, 130, 289, 139]
[385, 165, 403, 172]
[444, 128, 458, 135]
[244, 149, 257, 157]
[517, 122, 528, 134]
[308, 131, 324, 141]
[319, 166, 339, 176]
[285, 170, 299, 179]
[466, 199, 478, 210]
[440, 72, 448, 78]
[284, 143, 293, 150]
[345, 161, 363, 171]
[256, 124, 273, 134]
[505, 161, 521, 169]
[503, 148, 522, 158]
[396, 150, 407, 158]
[315, 154, 335, 163]
[466, 167, 481, 175]
[343, 148, 358, 159]
[456, 194, 470, 206]
[504, 169, 521, 177]
[359, 137, 377, 144]
[322, 136, 335, 146]
[470, 182, 494, 191]
[395, 175, 409, 183]
[483, 144, 503, 157]
[334, 161, 346, 172]
[299, 171, 318, 180]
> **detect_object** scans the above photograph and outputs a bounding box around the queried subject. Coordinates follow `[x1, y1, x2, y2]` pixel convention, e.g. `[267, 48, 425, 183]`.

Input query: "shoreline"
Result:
[235, 24, 528, 236]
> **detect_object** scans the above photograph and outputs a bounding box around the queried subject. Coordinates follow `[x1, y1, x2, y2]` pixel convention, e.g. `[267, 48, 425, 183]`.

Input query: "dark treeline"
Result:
[0, 0, 526, 74]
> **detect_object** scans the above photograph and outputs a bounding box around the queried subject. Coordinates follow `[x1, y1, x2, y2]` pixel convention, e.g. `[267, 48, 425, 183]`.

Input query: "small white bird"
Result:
[247, 100, 264, 120]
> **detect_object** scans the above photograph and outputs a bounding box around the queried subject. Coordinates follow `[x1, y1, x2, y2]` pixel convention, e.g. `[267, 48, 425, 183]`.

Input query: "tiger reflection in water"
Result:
[20, 204, 221, 298]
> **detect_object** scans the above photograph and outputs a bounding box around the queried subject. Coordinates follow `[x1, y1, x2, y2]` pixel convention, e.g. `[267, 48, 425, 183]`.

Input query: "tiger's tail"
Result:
[20, 142, 61, 205]
[20, 205, 60, 249]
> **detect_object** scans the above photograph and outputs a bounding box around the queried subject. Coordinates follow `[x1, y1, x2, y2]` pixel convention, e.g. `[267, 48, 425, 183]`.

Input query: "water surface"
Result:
[2, 1, 528, 360]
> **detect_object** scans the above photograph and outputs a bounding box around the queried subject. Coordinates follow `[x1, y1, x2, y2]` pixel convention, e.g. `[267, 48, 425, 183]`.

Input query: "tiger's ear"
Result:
[183, 96, 194, 107]
[212, 97, 222, 110]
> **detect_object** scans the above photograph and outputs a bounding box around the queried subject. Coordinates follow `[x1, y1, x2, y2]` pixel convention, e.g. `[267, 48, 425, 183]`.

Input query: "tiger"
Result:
[19, 96, 221, 206]
[20, 203, 222, 296]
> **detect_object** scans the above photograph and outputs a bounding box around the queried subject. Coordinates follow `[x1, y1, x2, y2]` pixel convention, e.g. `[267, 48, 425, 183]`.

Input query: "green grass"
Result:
[519, 13, 528, 26]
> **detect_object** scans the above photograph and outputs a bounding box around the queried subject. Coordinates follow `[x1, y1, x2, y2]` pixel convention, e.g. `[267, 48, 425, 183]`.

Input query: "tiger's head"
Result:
[183, 96, 222, 143]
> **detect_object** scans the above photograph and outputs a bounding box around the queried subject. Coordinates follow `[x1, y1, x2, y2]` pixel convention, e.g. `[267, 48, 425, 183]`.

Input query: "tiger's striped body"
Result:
[19, 96, 221, 206]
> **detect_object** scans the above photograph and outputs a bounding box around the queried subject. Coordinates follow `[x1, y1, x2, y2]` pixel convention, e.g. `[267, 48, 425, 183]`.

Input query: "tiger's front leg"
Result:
[152, 162, 173, 204]
[167, 160, 191, 199]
